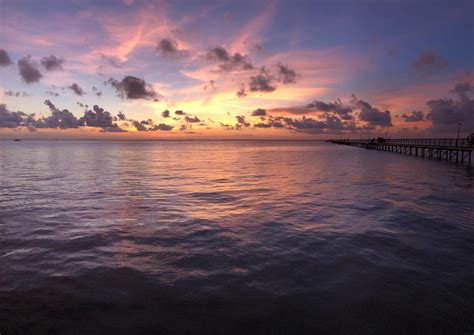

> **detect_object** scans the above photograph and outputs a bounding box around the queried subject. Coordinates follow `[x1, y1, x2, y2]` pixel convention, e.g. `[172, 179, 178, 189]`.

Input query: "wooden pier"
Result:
[328, 138, 473, 166]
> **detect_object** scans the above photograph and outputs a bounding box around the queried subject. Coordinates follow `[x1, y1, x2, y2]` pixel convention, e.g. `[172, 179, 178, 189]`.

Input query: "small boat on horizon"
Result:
[13, 139, 22, 142]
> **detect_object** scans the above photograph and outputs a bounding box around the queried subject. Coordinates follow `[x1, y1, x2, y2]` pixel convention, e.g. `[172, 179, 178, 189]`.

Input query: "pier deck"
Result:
[328, 138, 473, 166]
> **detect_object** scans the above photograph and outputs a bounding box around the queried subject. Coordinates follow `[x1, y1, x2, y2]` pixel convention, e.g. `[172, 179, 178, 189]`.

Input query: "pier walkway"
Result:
[328, 138, 473, 166]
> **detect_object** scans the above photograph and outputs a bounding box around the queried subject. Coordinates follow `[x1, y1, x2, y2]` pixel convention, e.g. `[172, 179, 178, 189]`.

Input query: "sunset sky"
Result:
[0, 0, 473, 139]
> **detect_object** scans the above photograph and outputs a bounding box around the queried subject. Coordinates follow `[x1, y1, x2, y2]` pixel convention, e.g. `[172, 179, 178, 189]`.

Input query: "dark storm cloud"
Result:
[185, 115, 201, 123]
[41, 55, 64, 71]
[207, 46, 253, 71]
[352, 96, 392, 127]
[426, 82, 474, 131]
[4, 90, 29, 97]
[162, 109, 170, 118]
[236, 83, 247, 98]
[251, 108, 267, 116]
[249, 66, 275, 93]
[107, 76, 160, 101]
[157, 38, 187, 57]
[0, 49, 13, 66]
[411, 50, 448, 75]
[18, 56, 42, 84]
[401, 111, 425, 122]
[68, 83, 85, 96]
[277, 63, 297, 84]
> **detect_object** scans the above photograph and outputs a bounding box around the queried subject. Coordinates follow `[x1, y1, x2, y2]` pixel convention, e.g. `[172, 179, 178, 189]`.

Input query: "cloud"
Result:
[185, 115, 201, 123]
[107, 76, 160, 101]
[157, 38, 187, 57]
[99, 55, 123, 69]
[4, 90, 29, 97]
[0, 104, 28, 128]
[92, 86, 102, 97]
[249, 66, 275, 92]
[80, 105, 119, 130]
[41, 100, 81, 129]
[352, 96, 392, 127]
[116, 111, 127, 120]
[251, 108, 267, 116]
[151, 123, 173, 131]
[68, 83, 85, 96]
[41, 55, 64, 71]
[235, 115, 250, 128]
[411, 50, 448, 75]
[401, 111, 425, 122]
[0, 49, 13, 66]
[236, 83, 247, 98]
[426, 82, 474, 131]
[306, 98, 353, 120]
[175, 110, 185, 115]
[277, 63, 298, 84]
[207, 46, 253, 71]
[161, 109, 170, 118]
[18, 56, 42, 84]
[46, 90, 59, 97]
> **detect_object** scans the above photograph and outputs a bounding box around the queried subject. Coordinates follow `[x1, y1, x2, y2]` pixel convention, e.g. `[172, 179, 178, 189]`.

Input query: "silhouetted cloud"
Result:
[46, 90, 59, 97]
[207, 46, 253, 71]
[306, 99, 353, 120]
[402, 111, 425, 122]
[249, 66, 275, 92]
[185, 115, 201, 123]
[157, 38, 187, 57]
[0, 104, 28, 128]
[41, 55, 64, 71]
[151, 123, 173, 131]
[426, 82, 474, 131]
[203, 80, 215, 90]
[162, 109, 170, 118]
[18, 56, 42, 84]
[4, 90, 29, 97]
[175, 110, 185, 115]
[411, 50, 448, 75]
[107, 76, 160, 101]
[41, 100, 80, 128]
[116, 111, 127, 120]
[277, 63, 297, 84]
[80, 105, 118, 129]
[236, 83, 247, 98]
[0, 49, 13, 66]
[352, 96, 392, 127]
[68, 83, 85, 96]
[251, 108, 267, 116]
[92, 86, 102, 97]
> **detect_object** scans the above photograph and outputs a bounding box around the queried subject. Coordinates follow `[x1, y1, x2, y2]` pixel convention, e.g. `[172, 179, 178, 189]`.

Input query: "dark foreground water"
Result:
[0, 140, 473, 334]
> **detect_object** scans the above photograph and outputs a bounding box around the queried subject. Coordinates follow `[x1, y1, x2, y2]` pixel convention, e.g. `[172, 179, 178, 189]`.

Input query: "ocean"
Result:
[0, 140, 473, 334]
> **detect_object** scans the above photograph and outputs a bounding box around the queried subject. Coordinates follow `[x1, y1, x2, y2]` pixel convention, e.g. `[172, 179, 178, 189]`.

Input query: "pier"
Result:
[328, 138, 473, 166]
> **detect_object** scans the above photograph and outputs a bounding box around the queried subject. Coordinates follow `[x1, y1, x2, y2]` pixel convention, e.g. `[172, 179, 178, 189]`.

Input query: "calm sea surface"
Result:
[0, 140, 473, 334]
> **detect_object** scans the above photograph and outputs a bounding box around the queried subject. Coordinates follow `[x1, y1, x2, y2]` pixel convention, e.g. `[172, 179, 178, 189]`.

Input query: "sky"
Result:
[0, 0, 473, 139]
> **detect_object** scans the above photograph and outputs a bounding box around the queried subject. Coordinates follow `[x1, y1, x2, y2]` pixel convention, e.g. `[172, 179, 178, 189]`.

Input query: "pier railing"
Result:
[334, 138, 472, 148]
